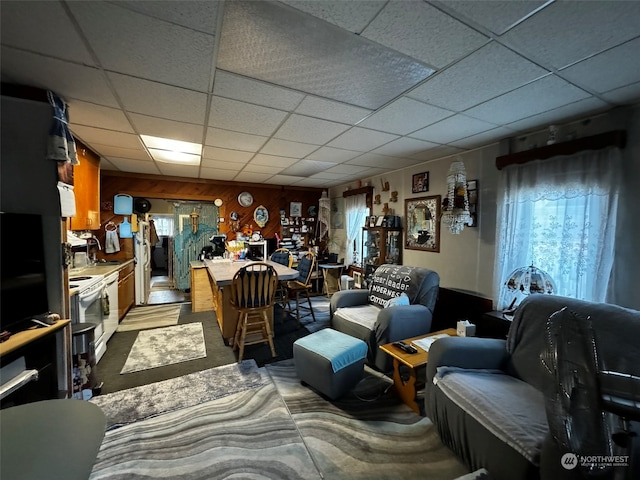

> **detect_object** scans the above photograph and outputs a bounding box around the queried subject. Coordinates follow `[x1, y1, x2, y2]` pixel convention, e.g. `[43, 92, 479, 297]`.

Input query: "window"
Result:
[151, 215, 173, 236]
[344, 193, 369, 266]
[494, 148, 621, 309]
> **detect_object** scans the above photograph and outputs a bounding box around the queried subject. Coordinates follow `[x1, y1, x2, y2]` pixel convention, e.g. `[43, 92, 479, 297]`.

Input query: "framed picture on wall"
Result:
[405, 195, 441, 252]
[290, 201, 302, 217]
[412, 172, 429, 193]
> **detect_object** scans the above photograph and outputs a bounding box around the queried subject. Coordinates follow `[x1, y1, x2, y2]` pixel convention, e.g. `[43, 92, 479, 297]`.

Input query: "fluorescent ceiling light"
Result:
[148, 148, 201, 165]
[140, 134, 202, 165]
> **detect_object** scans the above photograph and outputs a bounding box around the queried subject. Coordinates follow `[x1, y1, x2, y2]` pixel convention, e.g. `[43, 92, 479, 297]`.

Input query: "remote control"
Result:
[393, 341, 418, 354]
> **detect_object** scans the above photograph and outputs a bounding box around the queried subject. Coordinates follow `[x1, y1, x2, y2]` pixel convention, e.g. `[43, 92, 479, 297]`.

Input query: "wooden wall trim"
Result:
[496, 130, 626, 170]
[342, 186, 373, 211]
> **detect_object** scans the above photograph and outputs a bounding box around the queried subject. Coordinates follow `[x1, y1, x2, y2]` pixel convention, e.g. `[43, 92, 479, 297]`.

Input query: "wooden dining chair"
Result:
[229, 262, 279, 362]
[270, 248, 294, 309]
[285, 251, 317, 326]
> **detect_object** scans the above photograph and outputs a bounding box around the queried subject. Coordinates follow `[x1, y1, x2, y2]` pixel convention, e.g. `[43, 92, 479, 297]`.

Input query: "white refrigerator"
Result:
[134, 220, 151, 305]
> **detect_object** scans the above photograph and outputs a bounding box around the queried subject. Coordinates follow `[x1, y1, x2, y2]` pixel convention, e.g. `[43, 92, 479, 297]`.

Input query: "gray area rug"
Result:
[90, 360, 468, 479]
[116, 304, 181, 332]
[120, 322, 206, 374]
[291, 295, 331, 333]
[91, 360, 269, 430]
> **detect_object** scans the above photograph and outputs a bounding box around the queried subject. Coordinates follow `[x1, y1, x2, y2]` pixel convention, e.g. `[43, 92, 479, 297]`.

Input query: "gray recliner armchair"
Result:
[425, 295, 640, 480]
[329, 264, 440, 372]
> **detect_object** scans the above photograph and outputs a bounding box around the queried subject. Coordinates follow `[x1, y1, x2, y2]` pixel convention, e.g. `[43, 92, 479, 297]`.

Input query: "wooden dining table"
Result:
[203, 259, 299, 344]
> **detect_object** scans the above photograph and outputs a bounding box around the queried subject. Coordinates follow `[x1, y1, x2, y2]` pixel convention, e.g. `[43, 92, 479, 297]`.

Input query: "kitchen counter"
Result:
[70, 259, 134, 278]
[69, 259, 134, 296]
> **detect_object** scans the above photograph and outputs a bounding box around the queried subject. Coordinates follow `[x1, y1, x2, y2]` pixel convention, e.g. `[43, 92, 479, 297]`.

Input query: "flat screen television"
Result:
[1, 212, 50, 333]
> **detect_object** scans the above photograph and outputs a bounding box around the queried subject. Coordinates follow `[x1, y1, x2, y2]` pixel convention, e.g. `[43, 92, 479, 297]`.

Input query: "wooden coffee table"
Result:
[380, 328, 457, 414]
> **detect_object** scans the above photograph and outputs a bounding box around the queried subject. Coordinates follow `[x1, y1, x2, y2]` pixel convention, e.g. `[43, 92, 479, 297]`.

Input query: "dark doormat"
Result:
[236, 305, 310, 367]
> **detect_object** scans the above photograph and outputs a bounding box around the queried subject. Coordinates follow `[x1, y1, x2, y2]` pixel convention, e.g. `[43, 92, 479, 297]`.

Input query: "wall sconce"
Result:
[190, 208, 199, 234]
[441, 159, 472, 234]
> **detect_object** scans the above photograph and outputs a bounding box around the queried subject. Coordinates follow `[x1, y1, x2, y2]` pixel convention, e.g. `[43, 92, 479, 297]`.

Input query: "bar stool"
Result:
[270, 248, 294, 310]
[285, 251, 317, 326]
[229, 262, 279, 362]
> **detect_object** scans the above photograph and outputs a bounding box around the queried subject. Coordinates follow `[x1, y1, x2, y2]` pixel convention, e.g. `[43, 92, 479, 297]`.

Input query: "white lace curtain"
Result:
[345, 193, 368, 266]
[494, 147, 622, 309]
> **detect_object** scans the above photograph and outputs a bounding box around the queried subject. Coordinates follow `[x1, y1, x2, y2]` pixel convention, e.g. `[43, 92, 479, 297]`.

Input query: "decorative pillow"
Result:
[368, 265, 412, 307]
[385, 293, 410, 308]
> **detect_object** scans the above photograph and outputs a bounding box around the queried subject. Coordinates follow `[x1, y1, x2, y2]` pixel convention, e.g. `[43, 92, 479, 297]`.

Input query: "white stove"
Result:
[69, 274, 103, 292]
[69, 274, 107, 363]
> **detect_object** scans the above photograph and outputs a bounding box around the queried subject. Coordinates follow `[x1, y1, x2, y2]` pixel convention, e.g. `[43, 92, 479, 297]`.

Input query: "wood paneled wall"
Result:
[100, 171, 324, 256]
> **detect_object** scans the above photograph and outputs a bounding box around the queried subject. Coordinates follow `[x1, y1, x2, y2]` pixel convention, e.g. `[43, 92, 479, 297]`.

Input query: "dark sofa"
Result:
[425, 295, 640, 480]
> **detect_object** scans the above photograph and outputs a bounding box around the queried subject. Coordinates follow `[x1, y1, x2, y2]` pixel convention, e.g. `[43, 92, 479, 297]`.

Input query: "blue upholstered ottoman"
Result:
[293, 328, 368, 400]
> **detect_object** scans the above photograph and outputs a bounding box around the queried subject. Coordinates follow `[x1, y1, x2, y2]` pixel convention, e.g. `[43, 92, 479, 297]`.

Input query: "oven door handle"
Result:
[78, 287, 103, 304]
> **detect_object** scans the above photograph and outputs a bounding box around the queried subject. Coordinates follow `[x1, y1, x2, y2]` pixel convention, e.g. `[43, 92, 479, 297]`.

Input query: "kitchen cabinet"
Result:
[70, 140, 100, 231]
[190, 261, 214, 312]
[362, 227, 403, 284]
[117, 262, 135, 321]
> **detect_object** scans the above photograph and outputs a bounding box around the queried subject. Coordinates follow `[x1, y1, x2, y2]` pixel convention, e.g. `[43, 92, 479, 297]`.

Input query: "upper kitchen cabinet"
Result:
[70, 139, 100, 231]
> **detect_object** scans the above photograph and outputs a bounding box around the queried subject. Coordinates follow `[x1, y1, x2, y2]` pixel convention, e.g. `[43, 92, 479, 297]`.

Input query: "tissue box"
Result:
[456, 320, 476, 337]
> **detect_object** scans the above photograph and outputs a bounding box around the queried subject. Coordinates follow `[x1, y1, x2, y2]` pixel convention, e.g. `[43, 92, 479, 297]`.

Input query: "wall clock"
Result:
[238, 191, 253, 207]
[214, 198, 223, 207]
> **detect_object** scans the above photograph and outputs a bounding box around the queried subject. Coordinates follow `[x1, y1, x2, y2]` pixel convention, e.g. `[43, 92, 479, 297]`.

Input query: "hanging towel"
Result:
[105, 228, 121, 254]
[46, 91, 78, 165]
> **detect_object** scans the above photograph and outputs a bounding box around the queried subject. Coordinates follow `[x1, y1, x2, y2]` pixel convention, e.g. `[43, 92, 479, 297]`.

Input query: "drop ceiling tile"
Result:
[280, 0, 387, 33]
[157, 164, 200, 178]
[213, 71, 305, 111]
[275, 115, 350, 145]
[505, 97, 610, 133]
[432, 1, 547, 35]
[209, 96, 288, 136]
[410, 115, 498, 144]
[313, 172, 352, 181]
[251, 154, 298, 168]
[200, 158, 245, 170]
[283, 159, 337, 176]
[449, 126, 516, 149]
[0, 48, 119, 107]
[67, 100, 133, 133]
[233, 171, 274, 183]
[464, 75, 591, 125]
[205, 128, 268, 152]
[129, 113, 204, 144]
[218, 1, 434, 110]
[323, 164, 370, 175]
[407, 42, 550, 111]
[291, 177, 334, 187]
[111, 0, 221, 34]
[559, 38, 640, 94]
[295, 96, 372, 124]
[70, 125, 142, 150]
[267, 174, 307, 185]
[346, 153, 415, 169]
[242, 163, 284, 175]
[69, 2, 214, 91]
[107, 157, 161, 175]
[0, 1, 95, 64]
[500, 1, 640, 69]
[108, 73, 207, 124]
[89, 144, 151, 161]
[359, 97, 454, 135]
[362, 0, 488, 68]
[371, 137, 439, 157]
[328, 127, 399, 151]
[200, 168, 239, 181]
[202, 146, 254, 163]
[410, 145, 465, 162]
[305, 146, 361, 163]
[601, 82, 640, 105]
[99, 158, 117, 170]
[260, 139, 319, 157]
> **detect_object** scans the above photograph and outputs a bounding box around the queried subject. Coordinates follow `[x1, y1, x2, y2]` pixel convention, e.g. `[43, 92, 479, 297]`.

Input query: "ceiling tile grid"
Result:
[2, 0, 640, 186]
